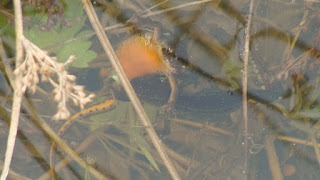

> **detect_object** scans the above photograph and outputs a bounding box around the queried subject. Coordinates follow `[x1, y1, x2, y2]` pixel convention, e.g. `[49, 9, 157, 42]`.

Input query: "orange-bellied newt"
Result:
[50, 30, 284, 178]
[50, 33, 171, 178]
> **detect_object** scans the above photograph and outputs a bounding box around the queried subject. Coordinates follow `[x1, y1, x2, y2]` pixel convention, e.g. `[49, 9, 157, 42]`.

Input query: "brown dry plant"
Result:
[15, 36, 95, 120]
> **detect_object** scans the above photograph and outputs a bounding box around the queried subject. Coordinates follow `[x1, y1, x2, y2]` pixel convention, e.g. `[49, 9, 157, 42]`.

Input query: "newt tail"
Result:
[49, 98, 116, 179]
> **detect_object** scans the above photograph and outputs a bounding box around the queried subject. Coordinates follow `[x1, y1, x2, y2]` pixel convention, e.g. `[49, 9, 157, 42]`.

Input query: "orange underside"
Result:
[116, 36, 167, 80]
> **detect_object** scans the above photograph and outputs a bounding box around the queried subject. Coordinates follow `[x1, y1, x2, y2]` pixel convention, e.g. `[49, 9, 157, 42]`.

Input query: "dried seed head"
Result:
[57, 63, 65, 71]
[78, 91, 86, 98]
[17, 38, 94, 120]
[65, 55, 76, 66]
[41, 75, 48, 82]
[34, 63, 40, 71]
[72, 98, 79, 106]
[33, 74, 39, 84]
[66, 75, 76, 81]
[13, 69, 20, 76]
[64, 83, 73, 92]
[74, 85, 84, 92]
[88, 94, 95, 99]
[54, 92, 62, 102]
[53, 108, 70, 120]
[30, 85, 37, 94]
[27, 74, 34, 83]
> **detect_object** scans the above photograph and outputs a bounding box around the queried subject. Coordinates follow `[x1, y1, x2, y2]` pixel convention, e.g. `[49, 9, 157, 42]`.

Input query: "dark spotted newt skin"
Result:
[49, 99, 116, 178]
[56, 99, 116, 136]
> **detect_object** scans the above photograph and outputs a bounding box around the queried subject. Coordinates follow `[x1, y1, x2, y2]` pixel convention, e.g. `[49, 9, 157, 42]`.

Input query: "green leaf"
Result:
[55, 39, 96, 68]
[272, 102, 289, 116]
[292, 83, 302, 113]
[23, 0, 96, 68]
[0, 14, 8, 27]
[139, 144, 161, 173]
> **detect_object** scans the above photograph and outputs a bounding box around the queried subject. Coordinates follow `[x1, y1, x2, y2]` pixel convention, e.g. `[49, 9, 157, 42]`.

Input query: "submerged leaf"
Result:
[89, 100, 160, 171]
[139, 144, 161, 173]
[296, 110, 320, 119]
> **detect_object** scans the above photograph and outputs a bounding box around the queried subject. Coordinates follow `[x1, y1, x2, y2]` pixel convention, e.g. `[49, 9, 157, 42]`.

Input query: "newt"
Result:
[50, 29, 173, 178]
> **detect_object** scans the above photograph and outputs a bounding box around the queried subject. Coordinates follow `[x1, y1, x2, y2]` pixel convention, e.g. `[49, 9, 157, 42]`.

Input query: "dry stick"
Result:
[0, 160, 32, 180]
[81, 0, 181, 179]
[1, 47, 109, 180]
[4, 44, 108, 180]
[285, 8, 309, 61]
[0, 14, 108, 180]
[46, 0, 213, 51]
[23, 0, 214, 55]
[0, 0, 24, 179]
[264, 135, 283, 180]
[170, 118, 234, 136]
[38, 133, 98, 180]
[140, 0, 213, 18]
[310, 132, 320, 166]
[0, 5, 107, 180]
[161, 142, 200, 169]
[97, 134, 156, 176]
[241, 0, 254, 177]
[277, 135, 320, 147]
[33, 109, 108, 180]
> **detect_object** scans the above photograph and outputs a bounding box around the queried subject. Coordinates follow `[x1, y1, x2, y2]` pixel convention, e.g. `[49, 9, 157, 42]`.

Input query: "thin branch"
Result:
[1, 1, 96, 179]
[82, 0, 181, 179]
[140, 0, 213, 18]
[241, 0, 254, 178]
[264, 135, 284, 180]
[0, 0, 24, 179]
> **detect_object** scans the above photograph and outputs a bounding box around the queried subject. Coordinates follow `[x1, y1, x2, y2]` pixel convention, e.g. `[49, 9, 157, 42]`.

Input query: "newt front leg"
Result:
[151, 27, 178, 134]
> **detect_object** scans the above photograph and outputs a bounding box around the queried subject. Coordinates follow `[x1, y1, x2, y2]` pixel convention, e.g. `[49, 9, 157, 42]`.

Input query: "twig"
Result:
[0, 0, 24, 179]
[169, 118, 234, 136]
[42, 0, 215, 51]
[81, 0, 181, 179]
[1, 42, 108, 180]
[284, 8, 309, 61]
[38, 133, 98, 180]
[141, 0, 213, 18]
[241, 0, 254, 177]
[277, 135, 320, 147]
[30, 105, 108, 180]
[310, 131, 320, 166]
[264, 135, 284, 180]
[0, 160, 32, 180]
[1, 1, 96, 179]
